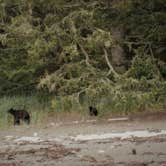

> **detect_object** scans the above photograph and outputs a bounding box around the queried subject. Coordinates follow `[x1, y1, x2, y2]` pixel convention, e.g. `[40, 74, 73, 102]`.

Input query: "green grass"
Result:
[0, 91, 165, 128]
[0, 95, 49, 128]
[0, 95, 87, 128]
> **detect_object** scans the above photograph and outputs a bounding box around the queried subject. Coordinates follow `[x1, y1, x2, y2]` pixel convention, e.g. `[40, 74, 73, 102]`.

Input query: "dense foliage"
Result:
[0, 0, 165, 114]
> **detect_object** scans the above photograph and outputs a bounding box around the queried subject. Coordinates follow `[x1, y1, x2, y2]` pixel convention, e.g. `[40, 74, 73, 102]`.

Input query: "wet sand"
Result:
[0, 113, 166, 166]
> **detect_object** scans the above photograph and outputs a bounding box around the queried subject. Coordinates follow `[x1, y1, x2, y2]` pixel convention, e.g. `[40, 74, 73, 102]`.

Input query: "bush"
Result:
[127, 55, 160, 80]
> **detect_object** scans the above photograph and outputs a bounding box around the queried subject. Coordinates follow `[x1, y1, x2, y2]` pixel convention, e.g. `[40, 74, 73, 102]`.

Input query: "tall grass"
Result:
[51, 88, 166, 117]
[0, 87, 165, 128]
[0, 95, 50, 128]
[0, 95, 86, 128]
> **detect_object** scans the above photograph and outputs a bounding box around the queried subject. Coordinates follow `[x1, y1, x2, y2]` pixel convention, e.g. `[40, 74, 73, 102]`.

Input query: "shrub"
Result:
[127, 55, 160, 80]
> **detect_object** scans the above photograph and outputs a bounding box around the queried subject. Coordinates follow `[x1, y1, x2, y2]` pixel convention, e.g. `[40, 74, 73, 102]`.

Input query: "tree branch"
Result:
[103, 48, 119, 78]
[77, 43, 91, 67]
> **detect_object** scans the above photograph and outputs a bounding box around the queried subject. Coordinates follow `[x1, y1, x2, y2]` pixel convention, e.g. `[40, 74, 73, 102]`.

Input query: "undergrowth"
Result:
[0, 80, 165, 128]
[0, 58, 165, 128]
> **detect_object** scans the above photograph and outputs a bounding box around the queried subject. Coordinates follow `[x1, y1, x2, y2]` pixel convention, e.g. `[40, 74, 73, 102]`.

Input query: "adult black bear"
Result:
[89, 106, 98, 116]
[8, 108, 30, 125]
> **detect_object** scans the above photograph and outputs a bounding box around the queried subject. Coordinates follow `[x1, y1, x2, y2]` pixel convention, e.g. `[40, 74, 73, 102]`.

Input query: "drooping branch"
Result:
[149, 44, 154, 58]
[77, 43, 91, 67]
[103, 47, 119, 79]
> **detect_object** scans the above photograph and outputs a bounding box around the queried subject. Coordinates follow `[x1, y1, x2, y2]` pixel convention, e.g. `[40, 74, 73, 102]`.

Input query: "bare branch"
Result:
[103, 48, 119, 78]
[77, 43, 91, 67]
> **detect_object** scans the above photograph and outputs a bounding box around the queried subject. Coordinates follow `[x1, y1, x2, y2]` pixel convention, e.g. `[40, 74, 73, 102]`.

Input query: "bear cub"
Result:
[89, 106, 98, 116]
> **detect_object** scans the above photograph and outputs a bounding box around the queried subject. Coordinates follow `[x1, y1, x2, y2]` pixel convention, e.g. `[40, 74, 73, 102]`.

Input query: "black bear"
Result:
[89, 106, 98, 116]
[8, 108, 30, 125]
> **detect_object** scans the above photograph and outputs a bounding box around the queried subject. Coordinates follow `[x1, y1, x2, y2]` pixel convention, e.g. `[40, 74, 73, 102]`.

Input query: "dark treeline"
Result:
[0, 0, 165, 108]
